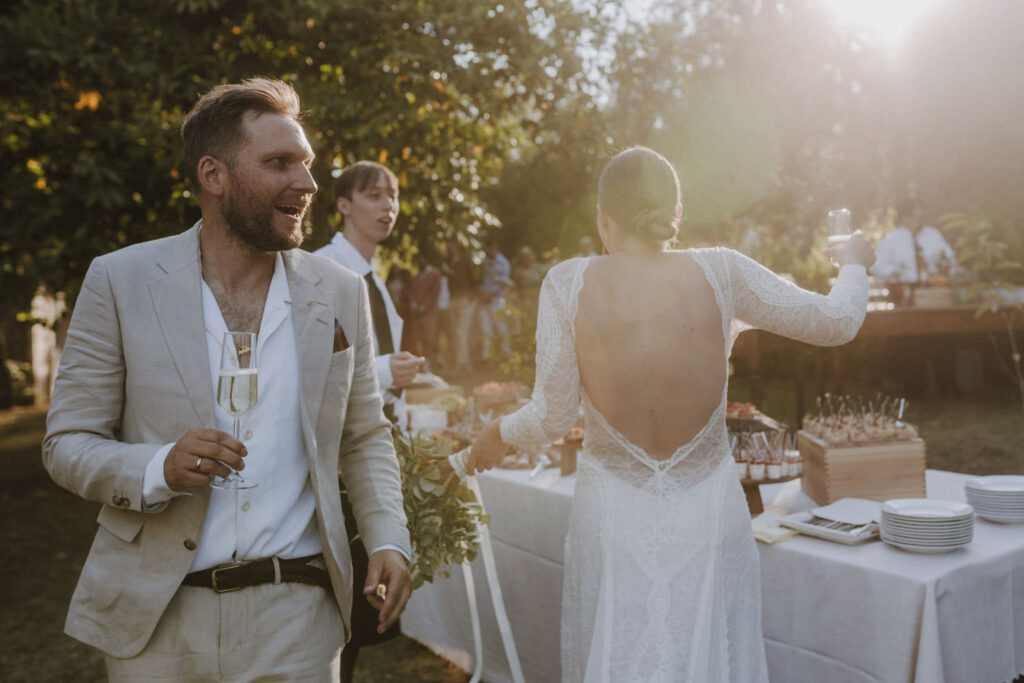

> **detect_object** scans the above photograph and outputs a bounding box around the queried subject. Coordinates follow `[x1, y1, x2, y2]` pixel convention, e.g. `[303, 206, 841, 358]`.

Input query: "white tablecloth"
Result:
[401, 469, 1024, 683]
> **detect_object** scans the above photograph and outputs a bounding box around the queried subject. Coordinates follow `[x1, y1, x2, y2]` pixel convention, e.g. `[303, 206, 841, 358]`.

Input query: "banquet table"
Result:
[401, 468, 1024, 683]
[731, 305, 1024, 426]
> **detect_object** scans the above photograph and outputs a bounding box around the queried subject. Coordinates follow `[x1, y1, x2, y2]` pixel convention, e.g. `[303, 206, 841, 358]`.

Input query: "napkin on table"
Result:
[811, 498, 881, 526]
[751, 513, 799, 544]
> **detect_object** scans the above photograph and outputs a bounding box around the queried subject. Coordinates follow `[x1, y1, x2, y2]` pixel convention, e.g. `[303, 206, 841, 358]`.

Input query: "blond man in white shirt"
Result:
[43, 78, 411, 681]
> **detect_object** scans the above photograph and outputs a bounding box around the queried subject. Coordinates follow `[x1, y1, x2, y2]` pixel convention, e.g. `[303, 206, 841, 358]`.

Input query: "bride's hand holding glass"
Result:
[823, 231, 876, 269]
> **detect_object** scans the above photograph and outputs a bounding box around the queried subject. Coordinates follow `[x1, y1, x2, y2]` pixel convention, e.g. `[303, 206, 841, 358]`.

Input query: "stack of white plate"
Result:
[880, 499, 974, 553]
[965, 476, 1024, 523]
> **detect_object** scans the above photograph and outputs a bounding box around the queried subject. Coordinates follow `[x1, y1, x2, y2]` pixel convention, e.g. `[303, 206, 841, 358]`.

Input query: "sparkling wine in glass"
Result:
[827, 208, 852, 266]
[214, 331, 258, 489]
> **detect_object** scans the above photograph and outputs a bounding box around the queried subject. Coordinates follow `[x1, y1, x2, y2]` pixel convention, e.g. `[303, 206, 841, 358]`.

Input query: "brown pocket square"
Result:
[333, 319, 350, 353]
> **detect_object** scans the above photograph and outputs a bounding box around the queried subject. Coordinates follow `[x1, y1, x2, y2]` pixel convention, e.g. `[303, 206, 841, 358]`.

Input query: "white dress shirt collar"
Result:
[330, 231, 373, 277]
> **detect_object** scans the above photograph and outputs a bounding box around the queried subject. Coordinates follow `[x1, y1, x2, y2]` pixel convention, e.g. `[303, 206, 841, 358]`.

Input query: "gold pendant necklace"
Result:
[236, 318, 261, 357]
[202, 253, 262, 356]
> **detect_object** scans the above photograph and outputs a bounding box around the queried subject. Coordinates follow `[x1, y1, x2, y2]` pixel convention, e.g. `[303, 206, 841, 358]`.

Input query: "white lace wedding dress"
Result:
[499, 248, 869, 682]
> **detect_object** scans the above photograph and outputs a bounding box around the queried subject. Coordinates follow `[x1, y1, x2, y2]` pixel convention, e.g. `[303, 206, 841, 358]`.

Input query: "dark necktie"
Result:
[364, 272, 395, 355]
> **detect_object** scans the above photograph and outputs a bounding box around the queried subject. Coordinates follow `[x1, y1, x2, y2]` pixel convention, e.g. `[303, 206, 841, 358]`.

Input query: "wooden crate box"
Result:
[913, 286, 954, 308]
[797, 431, 926, 505]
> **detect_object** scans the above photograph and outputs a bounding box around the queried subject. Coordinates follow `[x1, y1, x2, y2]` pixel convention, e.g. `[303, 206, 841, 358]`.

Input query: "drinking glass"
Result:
[827, 208, 852, 265]
[214, 331, 258, 489]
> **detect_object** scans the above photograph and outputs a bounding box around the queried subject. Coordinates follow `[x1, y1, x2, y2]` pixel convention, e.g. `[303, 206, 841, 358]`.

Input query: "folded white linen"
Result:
[752, 513, 799, 544]
[811, 498, 881, 526]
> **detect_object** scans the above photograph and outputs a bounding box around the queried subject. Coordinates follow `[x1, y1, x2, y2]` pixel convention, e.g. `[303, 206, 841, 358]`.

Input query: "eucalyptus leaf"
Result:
[394, 428, 488, 587]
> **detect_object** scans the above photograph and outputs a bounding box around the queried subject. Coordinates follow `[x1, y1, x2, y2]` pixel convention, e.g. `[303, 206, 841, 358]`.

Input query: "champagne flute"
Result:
[214, 331, 258, 489]
[827, 208, 852, 266]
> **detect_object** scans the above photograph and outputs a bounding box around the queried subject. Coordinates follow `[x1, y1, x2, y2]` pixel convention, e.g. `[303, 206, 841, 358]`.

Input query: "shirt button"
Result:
[112, 495, 129, 507]
[241, 501, 251, 512]
[244, 429, 253, 439]
[184, 539, 197, 551]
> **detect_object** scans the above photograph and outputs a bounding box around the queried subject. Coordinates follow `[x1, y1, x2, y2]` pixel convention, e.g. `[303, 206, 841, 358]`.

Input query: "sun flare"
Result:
[821, 0, 936, 50]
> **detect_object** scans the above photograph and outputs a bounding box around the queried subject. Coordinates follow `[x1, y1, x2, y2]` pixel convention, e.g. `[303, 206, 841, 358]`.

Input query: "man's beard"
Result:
[221, 181, 304, 252]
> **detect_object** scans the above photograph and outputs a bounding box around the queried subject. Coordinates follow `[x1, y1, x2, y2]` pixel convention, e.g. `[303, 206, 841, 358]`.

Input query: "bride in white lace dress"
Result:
[467, 147, 875, 682]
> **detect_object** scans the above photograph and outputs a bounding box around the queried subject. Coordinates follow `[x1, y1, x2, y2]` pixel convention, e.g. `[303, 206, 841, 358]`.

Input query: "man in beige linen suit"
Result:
[42, 78, 412, 681]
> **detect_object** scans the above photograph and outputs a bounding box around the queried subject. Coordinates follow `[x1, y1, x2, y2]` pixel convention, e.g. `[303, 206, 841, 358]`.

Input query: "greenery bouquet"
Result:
[393, 429, 488, 589]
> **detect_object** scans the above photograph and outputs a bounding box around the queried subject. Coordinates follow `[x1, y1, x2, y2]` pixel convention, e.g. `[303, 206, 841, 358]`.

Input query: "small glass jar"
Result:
[766, 448, 783, 480]
[748, 445, 767, 481]
[732, 434, 749, 479]
[735, 454, 749, 480]
[784, 449, 802, 476]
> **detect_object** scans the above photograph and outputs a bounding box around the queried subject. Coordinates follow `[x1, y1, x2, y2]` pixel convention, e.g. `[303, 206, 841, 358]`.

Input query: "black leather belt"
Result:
[182, 554, 331, 593]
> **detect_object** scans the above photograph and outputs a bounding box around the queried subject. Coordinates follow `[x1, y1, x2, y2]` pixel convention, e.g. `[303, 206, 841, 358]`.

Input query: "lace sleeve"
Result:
[500, 263, 582, 446]
[727, 249, 869, 346]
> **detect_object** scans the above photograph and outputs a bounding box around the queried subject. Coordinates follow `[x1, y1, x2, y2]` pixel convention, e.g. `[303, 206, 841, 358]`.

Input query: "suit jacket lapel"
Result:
[284, 250, 332, 452]
[149, 225, 215, 426]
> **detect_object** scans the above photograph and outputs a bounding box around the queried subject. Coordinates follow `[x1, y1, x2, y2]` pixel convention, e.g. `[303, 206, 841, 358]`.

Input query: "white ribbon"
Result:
[450, 449, 525, 683]
[462, 561, 484, 682]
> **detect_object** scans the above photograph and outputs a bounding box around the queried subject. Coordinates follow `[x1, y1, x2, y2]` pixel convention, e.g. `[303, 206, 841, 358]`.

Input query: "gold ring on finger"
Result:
[194, 457, 203, 472]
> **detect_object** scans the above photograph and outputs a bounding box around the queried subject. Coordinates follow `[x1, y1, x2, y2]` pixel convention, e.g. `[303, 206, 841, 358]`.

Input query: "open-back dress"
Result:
[499, 248, 869, 682]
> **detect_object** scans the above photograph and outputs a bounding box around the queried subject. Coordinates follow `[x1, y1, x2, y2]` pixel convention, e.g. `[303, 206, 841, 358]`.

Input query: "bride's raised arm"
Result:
[499, 260, 584, 446]
[724, 247, 870, 347]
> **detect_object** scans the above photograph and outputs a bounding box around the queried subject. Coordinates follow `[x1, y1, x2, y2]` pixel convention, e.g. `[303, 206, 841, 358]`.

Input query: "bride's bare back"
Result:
[575, 251, 726, 460]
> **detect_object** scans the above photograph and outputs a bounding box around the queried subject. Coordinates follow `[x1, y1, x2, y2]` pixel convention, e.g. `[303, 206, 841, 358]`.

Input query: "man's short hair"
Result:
[181, 77, 302, 189]
[334, 161, 399, 202]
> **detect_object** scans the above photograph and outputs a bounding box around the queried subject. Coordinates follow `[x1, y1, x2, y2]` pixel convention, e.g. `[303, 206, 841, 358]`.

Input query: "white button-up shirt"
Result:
[142, 248, 407, 569]
[143, 253, 321, 571]
[315, 233, 403, 386]
[314, 232, 406, 421]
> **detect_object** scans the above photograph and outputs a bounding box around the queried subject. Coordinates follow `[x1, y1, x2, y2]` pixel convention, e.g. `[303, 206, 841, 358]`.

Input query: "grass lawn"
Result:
[0, 407, 467, 683]
[2, 370, 1021, 681]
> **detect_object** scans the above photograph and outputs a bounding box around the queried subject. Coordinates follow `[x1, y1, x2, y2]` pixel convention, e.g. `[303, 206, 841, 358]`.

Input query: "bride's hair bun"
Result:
[633, 209, 679, 243]
[598, 146, 682, 248]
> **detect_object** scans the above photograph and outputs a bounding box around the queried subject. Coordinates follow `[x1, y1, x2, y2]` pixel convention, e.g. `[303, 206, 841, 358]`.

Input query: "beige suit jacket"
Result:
[42, 224, 411, 658]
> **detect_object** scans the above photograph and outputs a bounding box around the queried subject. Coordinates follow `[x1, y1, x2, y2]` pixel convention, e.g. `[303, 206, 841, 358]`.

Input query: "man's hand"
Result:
[164, 428, 247, 491]
[465, 419, 511, 475]
[389, 351, 424, 389]
[364, 549, 413, 634]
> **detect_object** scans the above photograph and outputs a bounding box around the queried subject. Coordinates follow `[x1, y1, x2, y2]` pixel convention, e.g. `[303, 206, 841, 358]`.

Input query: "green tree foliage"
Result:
[4, 0, 1024, 371]
[494, 0, 1024, 291]
[0, 0, 609, 308]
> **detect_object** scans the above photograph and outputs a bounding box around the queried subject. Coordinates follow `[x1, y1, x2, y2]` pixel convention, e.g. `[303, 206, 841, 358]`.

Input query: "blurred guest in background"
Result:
[736, 218, 764, 263]
[577, 235, 597, 258]
[409, 253, 442, 370]
[443, 240, 477, 377]
[512, 245, 548, 329]
[873, 202, 958, 288]
[512, 245, 548, 291]
[478, 237, 511, 360]
[872, 202, 960, 396]
[30, 284, 66, 406]
[434, 262, 452, 373]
